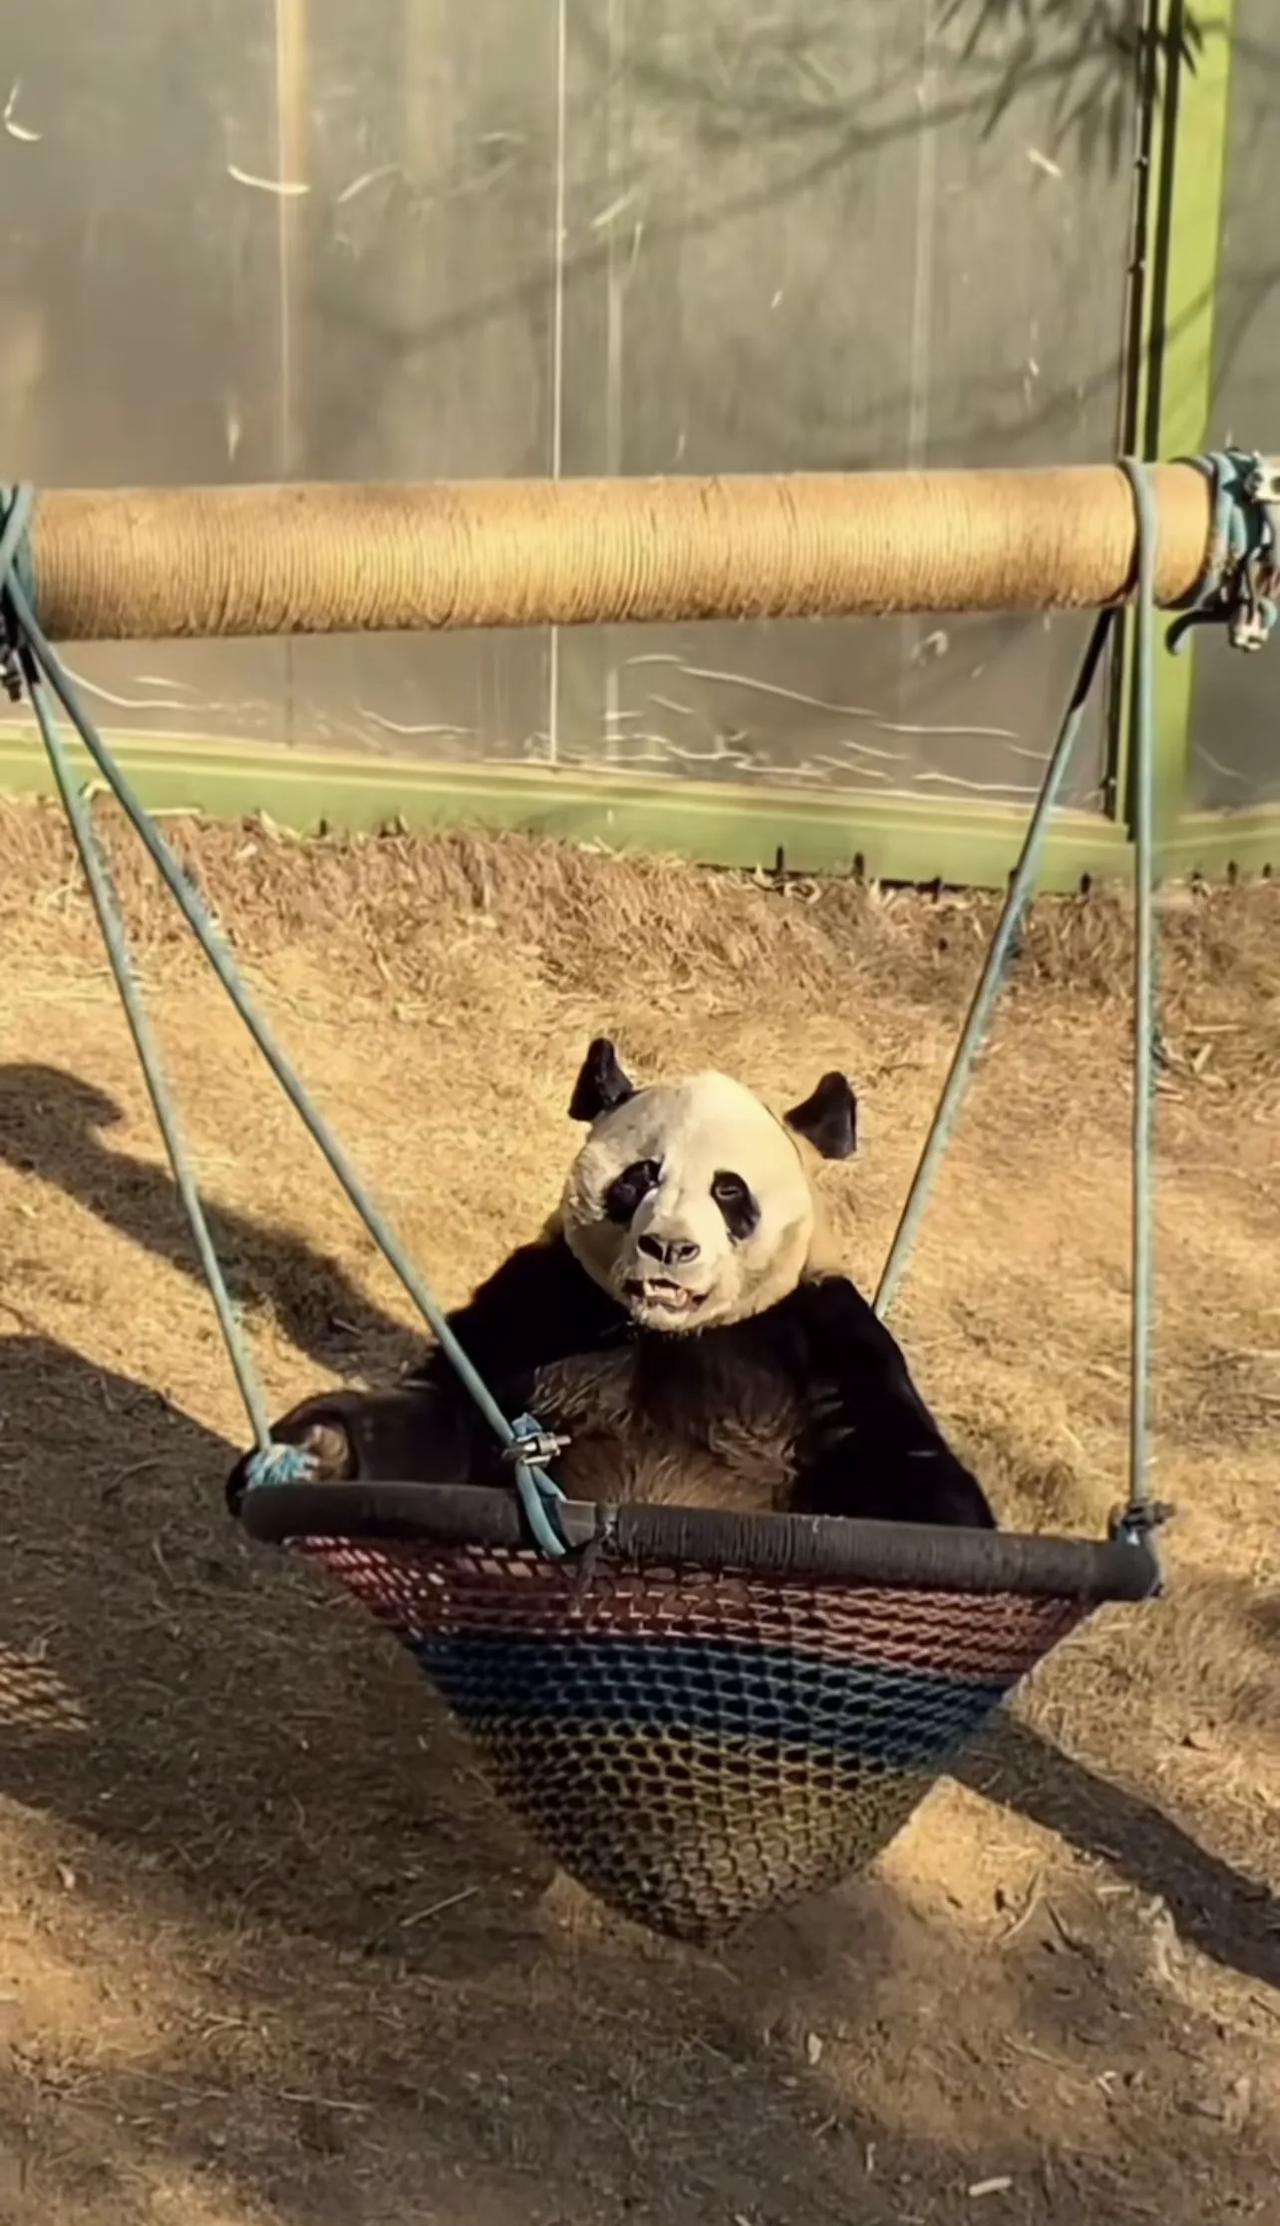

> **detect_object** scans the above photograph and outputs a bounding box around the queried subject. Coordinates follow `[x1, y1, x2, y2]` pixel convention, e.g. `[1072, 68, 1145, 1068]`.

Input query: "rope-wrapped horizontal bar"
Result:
[237, 1480, 1161, 1604]
[30, 465, 1213, 641]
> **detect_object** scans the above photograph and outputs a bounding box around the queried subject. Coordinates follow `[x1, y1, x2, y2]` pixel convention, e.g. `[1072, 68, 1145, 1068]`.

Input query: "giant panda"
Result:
[226, 1038, 995, 1530]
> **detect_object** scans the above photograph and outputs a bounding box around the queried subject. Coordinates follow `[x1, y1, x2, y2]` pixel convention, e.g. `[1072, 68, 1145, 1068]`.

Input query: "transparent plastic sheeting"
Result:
[0, 2, 1144, 810]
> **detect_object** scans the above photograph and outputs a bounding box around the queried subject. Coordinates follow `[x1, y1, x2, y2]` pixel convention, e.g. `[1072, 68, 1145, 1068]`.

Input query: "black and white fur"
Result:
[227, 1040, 994, 1530]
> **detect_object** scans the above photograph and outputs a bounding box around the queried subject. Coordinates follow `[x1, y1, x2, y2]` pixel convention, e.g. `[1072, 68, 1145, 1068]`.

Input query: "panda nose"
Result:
[638, 1233, 700, 1268]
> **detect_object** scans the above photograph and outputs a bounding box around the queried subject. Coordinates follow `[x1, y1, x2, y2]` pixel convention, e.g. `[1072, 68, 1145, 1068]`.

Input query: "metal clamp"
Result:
[1167, 448, 1280, 657]
[1243, 456, 1280, 505]
[503, 1422, 572, 1470]
[1108, 1496, 1175, 1547]
[1226, 552, 1278, 653]
[501, 1414, 571, 1557]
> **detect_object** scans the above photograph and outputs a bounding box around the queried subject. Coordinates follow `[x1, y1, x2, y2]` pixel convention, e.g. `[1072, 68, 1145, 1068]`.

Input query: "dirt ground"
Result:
[0, 795, 1275, 2226]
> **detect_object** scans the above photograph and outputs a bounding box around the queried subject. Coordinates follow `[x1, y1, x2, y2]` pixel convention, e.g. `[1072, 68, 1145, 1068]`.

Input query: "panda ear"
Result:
[784, 1072, 857, 1160]
[569, 1038, 636, 1123]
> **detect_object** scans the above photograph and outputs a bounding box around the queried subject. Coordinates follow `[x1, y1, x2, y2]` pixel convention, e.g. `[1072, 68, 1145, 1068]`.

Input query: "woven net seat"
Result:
[241, 1481, 1158, 1940]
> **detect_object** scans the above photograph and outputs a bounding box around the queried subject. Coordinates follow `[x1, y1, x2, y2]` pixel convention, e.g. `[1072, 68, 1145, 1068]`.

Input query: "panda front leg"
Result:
[224, 1382, 488, 1514]
[786, 1276, 997, 1530]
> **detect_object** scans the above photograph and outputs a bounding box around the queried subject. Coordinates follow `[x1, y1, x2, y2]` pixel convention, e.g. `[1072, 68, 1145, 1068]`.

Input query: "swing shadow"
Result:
[0, 1330, 547, 1953]
[0, 1061, 422, 1385]
[955, 1716, 1279, 1990]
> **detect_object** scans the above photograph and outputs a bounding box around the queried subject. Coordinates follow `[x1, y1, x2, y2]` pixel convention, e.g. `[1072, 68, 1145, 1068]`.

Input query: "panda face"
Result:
[561, 1055, 856, 1333]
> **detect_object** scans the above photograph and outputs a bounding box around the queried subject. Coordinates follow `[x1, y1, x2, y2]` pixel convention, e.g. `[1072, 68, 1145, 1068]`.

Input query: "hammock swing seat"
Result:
[4, 451, 1273, 1942]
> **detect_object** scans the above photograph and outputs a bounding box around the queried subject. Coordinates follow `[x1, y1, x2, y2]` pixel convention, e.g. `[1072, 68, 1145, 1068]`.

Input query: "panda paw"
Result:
[225, 1382, 484, 1516]
[225, 1397, 358, 1515]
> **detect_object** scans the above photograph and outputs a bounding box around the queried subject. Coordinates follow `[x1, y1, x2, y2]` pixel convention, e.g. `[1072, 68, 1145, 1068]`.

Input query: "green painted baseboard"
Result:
[1, 729, 1271, 890]
[1158, 808, 1279, 880]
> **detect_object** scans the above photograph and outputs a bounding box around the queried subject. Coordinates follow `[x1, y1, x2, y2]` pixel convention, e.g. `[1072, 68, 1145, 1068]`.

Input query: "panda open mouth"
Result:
[624, 1276, 707, 1318]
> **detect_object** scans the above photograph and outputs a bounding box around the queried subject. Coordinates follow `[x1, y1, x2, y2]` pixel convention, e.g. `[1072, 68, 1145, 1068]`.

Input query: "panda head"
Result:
[560, 1038, 857, 1333]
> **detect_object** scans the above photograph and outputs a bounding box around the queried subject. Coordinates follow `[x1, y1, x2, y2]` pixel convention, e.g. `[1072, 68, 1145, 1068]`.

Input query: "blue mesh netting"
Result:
[289, 1534, 1089, 1939]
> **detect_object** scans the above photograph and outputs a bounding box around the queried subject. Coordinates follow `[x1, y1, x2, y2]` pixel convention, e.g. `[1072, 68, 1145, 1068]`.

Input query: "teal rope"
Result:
[6, 492, 292, 1463]
[875, 608, 1117, 1319]
[0, 488, 567, 1555]
[876, 449, 1277, 1549]
[28, 666, 278, 1453]
[1119, 459, 1159, 1522]
[875, 466, 1164, 1542]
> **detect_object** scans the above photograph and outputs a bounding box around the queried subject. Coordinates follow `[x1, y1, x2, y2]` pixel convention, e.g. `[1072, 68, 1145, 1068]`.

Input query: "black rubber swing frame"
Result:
[238, 1480, 1161, 1605]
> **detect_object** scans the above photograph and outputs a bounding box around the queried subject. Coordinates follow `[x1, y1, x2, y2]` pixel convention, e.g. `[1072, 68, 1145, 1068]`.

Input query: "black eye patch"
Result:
[605, 1159, 660, 1224]
[711, 1170, 759, 1241]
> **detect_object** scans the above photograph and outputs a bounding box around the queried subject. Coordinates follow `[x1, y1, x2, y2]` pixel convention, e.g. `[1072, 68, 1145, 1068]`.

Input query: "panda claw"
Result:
[298, 1419, 354, 1480]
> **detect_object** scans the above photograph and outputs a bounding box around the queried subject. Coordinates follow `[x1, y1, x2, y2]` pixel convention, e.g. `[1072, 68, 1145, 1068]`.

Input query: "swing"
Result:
[3, 454, 1272, 1943]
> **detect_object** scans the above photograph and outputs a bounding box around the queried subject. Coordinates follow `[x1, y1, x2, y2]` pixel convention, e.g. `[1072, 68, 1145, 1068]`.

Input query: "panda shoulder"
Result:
[430, 1213, 619, 1373]
[780, 1268, 905, 1368]
[463, 1214, 589, 1309]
